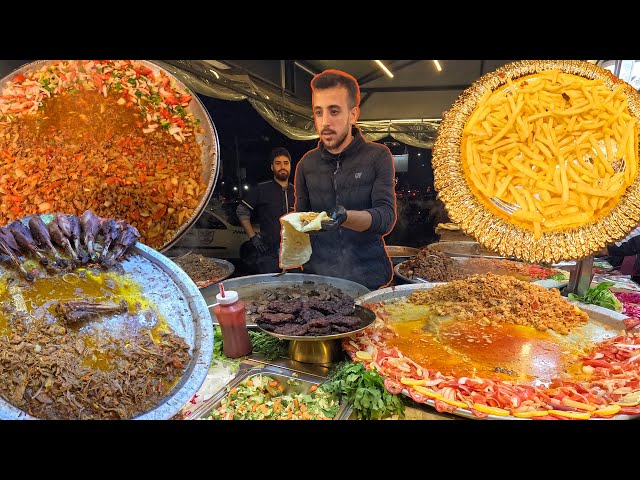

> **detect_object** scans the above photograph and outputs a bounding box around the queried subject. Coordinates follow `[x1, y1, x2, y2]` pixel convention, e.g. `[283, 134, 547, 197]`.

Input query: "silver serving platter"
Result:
[0, 220, 213, 420]
[394, 257, 569, 290]
[355, 283, 636, 420]
[0, 60, 220, 253]
[200, 273, 370, 328]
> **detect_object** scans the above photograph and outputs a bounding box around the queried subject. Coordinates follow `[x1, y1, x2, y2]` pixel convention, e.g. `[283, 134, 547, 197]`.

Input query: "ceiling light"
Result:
[374, 60, 394, 78]
[433, 60, 442, 72]
[209, 69, 220, 79]
[294, 61, 316, 76]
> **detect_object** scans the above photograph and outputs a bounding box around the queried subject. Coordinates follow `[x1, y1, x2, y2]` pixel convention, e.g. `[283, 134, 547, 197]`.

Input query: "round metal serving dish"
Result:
[394, 257, 569, 290]
[432, 60, 640, 264]
[0, 222, 213, 420]
[386, 245, 420, 266]
[200, 273, 370, 328]
[355, 283, 636, 420]
[0, 60, 220, 253]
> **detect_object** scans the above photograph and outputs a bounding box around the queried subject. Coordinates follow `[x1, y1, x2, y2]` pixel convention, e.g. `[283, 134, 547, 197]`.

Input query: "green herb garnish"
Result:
[322, 361, 405, 420]
[568, 281, 623, 312]
[211, 325, 225, 363]
[248, 330, 288, 360]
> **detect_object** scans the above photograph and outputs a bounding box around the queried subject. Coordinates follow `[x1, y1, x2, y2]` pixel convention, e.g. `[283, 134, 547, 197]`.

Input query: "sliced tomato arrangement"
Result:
[343, 310, 640, 420]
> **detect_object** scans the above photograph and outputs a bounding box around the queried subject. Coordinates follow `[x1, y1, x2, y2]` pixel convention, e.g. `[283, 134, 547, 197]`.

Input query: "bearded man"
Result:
[293, 69, 397, 289]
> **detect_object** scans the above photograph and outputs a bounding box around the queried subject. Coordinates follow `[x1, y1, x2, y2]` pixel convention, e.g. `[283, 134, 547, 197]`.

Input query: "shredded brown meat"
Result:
[0, 90, 205, 249]
[172, 253, 229, 283]
[398, 250, 465, 282]
[0, 313, 191, 420]
[408, 273, 588, 334]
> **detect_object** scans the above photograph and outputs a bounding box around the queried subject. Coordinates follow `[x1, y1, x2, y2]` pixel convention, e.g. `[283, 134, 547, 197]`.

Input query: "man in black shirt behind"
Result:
[236, 147, 295, 273]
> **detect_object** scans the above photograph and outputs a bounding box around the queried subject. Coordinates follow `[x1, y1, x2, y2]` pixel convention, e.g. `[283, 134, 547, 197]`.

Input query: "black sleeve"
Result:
[364, 149, 397, 235]
[608, 235, 640, 257]
[294, 157, 310, 212]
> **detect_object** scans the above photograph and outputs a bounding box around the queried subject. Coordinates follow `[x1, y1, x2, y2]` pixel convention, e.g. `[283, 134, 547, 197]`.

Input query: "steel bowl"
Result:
[0, 60, 220, 253]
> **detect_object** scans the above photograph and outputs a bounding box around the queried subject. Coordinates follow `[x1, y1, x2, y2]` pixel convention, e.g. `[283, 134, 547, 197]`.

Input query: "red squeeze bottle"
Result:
[213, 288, 252, 358]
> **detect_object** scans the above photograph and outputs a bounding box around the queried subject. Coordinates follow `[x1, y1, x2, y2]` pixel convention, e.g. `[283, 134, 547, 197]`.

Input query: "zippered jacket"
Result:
[294, 127, 396, 289]
[237, 179, 295, 250]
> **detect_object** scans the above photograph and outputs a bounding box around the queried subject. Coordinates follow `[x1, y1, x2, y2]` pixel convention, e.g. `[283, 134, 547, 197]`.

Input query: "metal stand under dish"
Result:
[256, 305, 376, 367]
[565, 256, 594, 297]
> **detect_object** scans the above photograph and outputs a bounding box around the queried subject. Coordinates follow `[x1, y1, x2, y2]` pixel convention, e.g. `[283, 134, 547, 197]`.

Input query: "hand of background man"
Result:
[250, 233, 269, 253]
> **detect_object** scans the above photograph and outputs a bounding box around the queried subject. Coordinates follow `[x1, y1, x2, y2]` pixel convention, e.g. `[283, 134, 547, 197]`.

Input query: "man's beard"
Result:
[322, 128, 349, 152]
[275, 170, 289, 181]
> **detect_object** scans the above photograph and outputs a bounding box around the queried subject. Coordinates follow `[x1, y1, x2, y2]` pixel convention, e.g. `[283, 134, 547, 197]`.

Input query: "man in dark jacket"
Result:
[294, 69, 396, 290]
[237, 147, 295, 273]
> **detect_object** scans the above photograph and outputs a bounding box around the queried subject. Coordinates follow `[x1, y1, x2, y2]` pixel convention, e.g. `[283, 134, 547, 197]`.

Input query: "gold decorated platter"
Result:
[432, 60, 640, 264]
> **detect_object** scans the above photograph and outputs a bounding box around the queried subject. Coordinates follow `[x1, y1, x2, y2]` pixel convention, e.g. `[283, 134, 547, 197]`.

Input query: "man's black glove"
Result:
[250, 233, 269, 253]
[318, 205, 347, 232]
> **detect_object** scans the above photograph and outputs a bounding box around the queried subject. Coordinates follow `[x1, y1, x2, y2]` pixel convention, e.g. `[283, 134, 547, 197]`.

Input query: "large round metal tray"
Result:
[200, 273, 370, 328]
[432, 60, 640, 264]
[0, 219, 213, 420]
[394, 257, 569, 290]
[355, 283, 636, 420]
[0, 60, 220, 253]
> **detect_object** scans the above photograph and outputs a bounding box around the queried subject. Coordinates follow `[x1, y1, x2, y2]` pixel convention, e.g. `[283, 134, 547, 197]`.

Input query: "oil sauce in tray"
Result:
[375, 299, 619, 385]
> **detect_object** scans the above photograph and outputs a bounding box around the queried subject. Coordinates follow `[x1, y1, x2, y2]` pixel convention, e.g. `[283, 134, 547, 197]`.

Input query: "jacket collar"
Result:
[319, 126, 365, 162]
[271, 178, 293, 189]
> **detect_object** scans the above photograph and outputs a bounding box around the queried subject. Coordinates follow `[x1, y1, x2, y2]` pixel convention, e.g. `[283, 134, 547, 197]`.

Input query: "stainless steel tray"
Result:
[355, 283, 636, 420]
[0, 219, 214, 420]
[394, 257, 569, 290]
[200, 273, 370, 328]
[0, 60, 221, 253]
[166, 255, 235, 288]
[184, 362, 350, 420]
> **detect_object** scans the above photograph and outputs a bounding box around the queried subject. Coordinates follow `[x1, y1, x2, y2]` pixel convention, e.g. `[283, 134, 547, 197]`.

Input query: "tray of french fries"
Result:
[432, 60, 640, 264]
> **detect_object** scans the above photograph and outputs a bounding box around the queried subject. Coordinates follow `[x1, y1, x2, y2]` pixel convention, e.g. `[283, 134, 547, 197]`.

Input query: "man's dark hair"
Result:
[311, 69, 360, 109]
[269, 146, 291, 164]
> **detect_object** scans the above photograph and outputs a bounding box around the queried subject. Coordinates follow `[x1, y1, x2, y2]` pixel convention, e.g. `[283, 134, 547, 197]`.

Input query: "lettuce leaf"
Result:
[568, 282, 623, 312]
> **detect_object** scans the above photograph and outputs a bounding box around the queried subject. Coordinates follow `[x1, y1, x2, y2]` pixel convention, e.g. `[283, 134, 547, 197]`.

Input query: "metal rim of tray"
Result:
[355, 282, 636, 420]
[393, 258, 569, 289]
[255, 304, 377, 341]
[0, 60, 221, 253]
[0, 216, 213, 420]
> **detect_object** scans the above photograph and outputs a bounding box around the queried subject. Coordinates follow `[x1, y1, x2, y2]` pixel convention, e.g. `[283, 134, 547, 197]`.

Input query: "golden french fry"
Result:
[461, 69, 638, 235]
